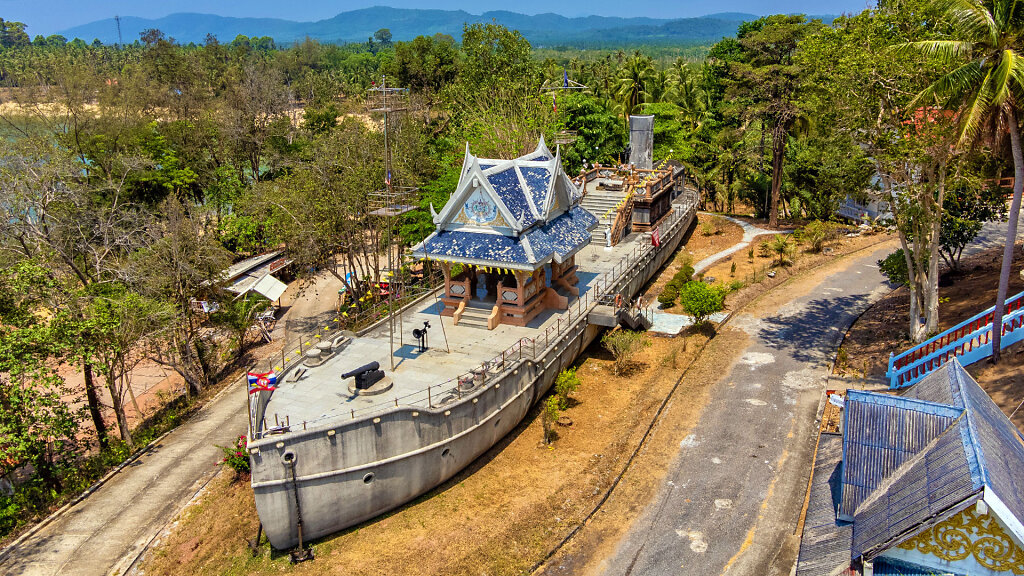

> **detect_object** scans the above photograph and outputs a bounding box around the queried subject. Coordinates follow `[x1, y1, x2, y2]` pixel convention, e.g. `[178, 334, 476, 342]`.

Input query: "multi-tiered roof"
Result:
[412, 138, 597, 271]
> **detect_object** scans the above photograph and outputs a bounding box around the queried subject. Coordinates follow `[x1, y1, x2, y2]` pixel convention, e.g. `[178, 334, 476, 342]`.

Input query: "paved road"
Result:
[0, 382, 248, 576]
[600, 245, 894, 576]
[600, 214, 1023, 576]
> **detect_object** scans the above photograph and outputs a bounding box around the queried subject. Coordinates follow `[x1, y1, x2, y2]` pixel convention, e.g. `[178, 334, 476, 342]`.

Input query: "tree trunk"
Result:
[105, 378, 133, 447]
[926, 163, 945, 335]
[994, 108, 1024, 363]
[899, 232, 925, 343]
[769, 126, 785, 228]
[82, 360, 109, 451]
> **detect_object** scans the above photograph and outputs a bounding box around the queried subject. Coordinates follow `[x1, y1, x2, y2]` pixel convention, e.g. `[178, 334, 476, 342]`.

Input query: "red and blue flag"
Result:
[247, 371, 278, 394]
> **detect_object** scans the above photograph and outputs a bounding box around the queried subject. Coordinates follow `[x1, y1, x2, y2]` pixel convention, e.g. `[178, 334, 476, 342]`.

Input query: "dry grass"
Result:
[139, 333, 713, 576]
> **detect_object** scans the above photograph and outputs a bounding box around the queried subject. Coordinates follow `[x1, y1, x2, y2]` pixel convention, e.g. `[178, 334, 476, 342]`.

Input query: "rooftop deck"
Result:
[261, 230, 651, 430]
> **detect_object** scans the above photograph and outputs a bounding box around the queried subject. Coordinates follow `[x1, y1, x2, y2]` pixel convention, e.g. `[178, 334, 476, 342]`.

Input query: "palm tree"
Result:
[615, 53, 654, 126]
[902, 0, 1024, 362]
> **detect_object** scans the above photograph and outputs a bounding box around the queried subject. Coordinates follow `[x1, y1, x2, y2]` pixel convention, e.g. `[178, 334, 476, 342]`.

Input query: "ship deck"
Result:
[261, 232, 648, 430]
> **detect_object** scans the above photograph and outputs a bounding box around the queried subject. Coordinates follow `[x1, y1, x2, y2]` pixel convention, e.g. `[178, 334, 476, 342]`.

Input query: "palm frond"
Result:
[893, 40, 974, 64]
[988, 49, 1017, 107]
[933, 0, 999, 45]
[958, 77, 995, 144]
[910, 60, 986, 109]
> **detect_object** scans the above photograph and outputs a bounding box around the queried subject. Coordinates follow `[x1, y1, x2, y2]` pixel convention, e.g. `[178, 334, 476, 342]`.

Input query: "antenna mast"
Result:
[367, 76, 417, 370]
[114, 15, 123, 47]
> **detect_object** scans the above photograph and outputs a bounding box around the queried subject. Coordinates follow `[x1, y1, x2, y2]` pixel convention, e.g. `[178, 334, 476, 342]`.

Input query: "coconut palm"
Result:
[614, 53, 654, 125]
[901, 0, 1024, 362]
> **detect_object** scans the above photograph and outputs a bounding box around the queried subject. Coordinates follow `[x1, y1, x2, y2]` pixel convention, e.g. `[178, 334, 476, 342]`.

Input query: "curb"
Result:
[0, 378, 243, 566]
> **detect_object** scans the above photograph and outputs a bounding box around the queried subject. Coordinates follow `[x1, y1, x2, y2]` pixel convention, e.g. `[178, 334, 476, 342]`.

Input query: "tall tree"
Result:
[724, 15, 822, 227]
[900, 0, 1024, 361]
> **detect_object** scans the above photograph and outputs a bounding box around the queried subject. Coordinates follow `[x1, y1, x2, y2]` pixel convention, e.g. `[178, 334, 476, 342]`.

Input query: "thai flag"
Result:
[552, 94, 557, 112]
[563, 70, 569, 88]
[247, 371, 278, 394]
[385, 170, 392, 187]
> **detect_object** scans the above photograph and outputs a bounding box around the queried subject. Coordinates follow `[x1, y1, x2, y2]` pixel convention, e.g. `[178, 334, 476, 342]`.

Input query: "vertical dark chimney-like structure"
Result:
[629, 115, 654, 170]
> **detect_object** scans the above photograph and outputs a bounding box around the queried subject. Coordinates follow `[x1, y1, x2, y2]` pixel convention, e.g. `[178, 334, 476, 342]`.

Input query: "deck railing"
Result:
[886, 290, 1024, 388]
[258, 198, 698, 432]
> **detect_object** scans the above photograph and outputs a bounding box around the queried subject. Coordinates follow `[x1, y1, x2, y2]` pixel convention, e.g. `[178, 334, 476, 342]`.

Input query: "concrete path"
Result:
[693, 213, 779, 273]
[600, 245, 894, 576]
[0, 382, 248, 576]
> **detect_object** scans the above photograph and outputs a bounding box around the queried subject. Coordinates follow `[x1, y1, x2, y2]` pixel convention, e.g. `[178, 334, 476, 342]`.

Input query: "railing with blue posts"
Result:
[887, 290, 1024, 389]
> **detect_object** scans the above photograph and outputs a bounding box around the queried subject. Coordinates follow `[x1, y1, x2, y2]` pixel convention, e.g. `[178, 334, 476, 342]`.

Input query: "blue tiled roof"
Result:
[416, 206, 597, 269]
[487, 167, 537, 227]
[418, 231, 531, 266]
[519, 166, 553, 215]
[524, 153, 551, 162]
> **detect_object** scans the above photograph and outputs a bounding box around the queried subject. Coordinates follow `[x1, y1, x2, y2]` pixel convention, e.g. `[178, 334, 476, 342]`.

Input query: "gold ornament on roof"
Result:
[896, 506, 1024, 573]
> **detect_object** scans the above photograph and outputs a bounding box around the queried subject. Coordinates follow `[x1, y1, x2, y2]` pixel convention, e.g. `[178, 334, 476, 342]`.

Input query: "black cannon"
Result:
[342, 361, 385, 390]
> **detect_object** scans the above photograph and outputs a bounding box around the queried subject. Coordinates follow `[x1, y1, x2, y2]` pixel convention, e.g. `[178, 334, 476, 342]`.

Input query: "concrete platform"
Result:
[262, 233, 649, 429]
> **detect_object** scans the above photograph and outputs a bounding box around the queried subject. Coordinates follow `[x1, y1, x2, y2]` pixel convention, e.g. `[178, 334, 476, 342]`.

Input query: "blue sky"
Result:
[1, 0, 876, 36]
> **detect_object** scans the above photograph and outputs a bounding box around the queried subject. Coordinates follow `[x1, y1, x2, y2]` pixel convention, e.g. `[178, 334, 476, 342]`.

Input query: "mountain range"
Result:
[58, 7, 834, 48]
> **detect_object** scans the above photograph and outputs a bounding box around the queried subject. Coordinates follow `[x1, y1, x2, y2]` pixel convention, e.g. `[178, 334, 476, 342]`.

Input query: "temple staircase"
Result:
[453, 301, 496, 330]
[580, 188, 631, 245]
[887, 290, 1024, 388]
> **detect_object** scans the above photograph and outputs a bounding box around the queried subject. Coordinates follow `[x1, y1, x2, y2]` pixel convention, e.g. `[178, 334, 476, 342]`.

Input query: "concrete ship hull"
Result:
[249, 199, 695, 550]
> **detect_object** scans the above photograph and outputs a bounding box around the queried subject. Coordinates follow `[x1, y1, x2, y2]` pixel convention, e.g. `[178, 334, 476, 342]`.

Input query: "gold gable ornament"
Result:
[896, 506, 1024, 574]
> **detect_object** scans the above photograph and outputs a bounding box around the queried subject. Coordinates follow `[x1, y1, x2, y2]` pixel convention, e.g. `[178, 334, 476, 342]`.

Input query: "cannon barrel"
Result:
[342, 361, 380, 379]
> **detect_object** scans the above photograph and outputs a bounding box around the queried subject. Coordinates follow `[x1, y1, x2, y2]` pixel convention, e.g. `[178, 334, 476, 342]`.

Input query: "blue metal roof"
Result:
[874, 557, 965, 575]
[843, 359, 1024, 561]
[840, 391, 962, 519]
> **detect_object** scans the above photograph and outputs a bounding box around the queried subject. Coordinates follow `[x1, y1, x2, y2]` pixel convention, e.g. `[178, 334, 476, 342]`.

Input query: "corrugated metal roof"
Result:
[796, 434, 855, 576]
[839, 391, 961, 519]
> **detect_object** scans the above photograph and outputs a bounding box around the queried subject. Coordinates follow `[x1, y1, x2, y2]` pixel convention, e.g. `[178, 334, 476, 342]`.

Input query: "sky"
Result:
[1, 0, 877, 36]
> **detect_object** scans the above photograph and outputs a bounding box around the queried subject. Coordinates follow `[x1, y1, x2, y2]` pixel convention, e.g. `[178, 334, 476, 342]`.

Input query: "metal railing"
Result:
[887, 290, 1024, 388]
[259, 200, 698, 431]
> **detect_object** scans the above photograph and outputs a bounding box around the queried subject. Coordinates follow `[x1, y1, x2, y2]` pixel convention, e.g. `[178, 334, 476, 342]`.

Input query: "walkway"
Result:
[0, 383, 248, 576]
[693, 213, 778, 273]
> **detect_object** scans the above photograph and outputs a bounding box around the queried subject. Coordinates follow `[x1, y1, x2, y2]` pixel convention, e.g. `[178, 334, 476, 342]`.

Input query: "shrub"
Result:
[758, 238, 773, 258]
[554, 368, 580, 409]
[878, 249, 918, 286]
[658, 284, 679, 307]
[730, 261, 737, 276]
[769, 235, 794, 266]
[701, 222, 715, 236]
[216, 435, 250, 475]
[800, 220, 840, 253]
[679, 281, 727, 325]
[727, 279, 745, 292]
[542, 396, 560, 444]
[748, 246, 755, 261]
[601, 330, 651, 375]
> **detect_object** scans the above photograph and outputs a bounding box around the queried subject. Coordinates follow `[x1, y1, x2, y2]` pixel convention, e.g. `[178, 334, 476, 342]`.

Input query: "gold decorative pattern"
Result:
[896, 506, 1024, 574]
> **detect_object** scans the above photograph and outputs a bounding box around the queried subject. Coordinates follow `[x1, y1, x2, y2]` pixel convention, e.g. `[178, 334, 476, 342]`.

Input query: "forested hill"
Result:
[57, 7, 830, 47]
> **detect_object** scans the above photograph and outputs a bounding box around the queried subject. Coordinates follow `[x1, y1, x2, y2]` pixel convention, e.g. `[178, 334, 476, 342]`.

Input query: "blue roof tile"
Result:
[487, 167, 537, 227]
[420, 231, 531, 266]
[519, 166, 553, 215]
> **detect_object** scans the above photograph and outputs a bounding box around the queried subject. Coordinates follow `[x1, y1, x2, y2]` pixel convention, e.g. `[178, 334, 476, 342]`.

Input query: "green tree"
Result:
[615, 52, 654, 124]
[722, 15, 823, 227]
[601, 330, 651, 375]
[679, 281, 726, 325]
[900, 0, 1024, 361]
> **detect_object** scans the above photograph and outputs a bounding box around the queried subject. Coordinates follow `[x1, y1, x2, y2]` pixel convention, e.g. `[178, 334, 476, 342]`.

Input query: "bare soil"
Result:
[640, 213, 743, 303]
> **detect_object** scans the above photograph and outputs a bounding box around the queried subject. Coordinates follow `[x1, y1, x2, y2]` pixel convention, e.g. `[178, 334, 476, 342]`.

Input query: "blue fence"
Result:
[887, 290, 1024, 389]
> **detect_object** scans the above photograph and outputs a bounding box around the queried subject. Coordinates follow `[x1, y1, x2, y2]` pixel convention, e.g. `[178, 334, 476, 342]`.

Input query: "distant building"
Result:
[796, 359, 1024, 576]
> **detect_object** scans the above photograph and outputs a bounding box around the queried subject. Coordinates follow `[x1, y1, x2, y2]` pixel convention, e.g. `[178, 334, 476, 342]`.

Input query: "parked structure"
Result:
[796, 359, 1024, 575]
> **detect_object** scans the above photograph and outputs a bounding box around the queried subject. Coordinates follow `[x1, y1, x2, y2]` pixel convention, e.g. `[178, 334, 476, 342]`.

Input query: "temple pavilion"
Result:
[412, 138, 598, 329]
